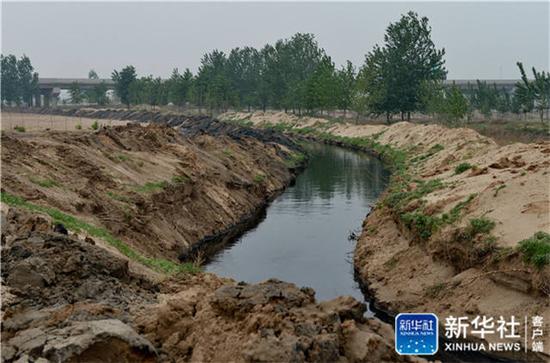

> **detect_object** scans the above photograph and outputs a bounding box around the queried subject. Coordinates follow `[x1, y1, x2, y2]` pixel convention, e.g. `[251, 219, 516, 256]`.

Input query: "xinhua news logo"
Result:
[395, 313, 438, 355]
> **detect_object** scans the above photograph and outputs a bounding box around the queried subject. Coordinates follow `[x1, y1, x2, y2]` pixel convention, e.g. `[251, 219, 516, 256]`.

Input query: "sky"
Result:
[2, 1, 549, 80]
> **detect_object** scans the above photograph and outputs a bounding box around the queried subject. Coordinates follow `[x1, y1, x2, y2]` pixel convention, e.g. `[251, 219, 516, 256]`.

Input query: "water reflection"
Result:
[206, 143, 389, 302]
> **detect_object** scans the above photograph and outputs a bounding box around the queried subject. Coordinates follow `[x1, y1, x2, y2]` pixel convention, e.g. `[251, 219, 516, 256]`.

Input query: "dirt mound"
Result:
[1, 208, 420, 363]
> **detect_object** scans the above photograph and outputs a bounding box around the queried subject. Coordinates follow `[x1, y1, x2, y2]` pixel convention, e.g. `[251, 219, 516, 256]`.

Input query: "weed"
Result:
[285, 152, 306, 169]
[467, 217, 495, 236]
[116, 154, 130, 162]
[171, 175, 190, 184]
[454, 162, 473, 174]
[29, 177, 59, 188]
[518, 231, 550, 269]
[425, 282, 447, 298]
[222, 148, 233, 157]
[91, 121, 99, 130]
[493, 184, 506, 197]
[0, 192, 198, 274]
[14, 126, 25, 132]
[441, 194, 477, 224]
[106, 191, 131, 203]
[75, 124, 82, 130]
[253, 173, 266, 183]
[135, 181, 167, 193]
[401, 212, 442, 240]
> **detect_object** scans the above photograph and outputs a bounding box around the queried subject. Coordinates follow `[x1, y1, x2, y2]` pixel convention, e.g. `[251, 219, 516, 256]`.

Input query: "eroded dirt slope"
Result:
[1, 119, 300, 262]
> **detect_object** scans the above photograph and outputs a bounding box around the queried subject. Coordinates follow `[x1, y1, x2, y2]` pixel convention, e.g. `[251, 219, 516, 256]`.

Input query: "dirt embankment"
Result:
[1, 117, 301, 263]
[1, 208, 425, 363]
[221, 111, 550, 361]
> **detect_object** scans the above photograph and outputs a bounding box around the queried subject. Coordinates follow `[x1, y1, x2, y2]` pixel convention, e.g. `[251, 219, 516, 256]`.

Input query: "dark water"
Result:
[206, 143, 389, 302]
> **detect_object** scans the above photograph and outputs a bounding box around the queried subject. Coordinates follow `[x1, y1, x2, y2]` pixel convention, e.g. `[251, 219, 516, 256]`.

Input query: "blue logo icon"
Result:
[395, 313, 438, 355]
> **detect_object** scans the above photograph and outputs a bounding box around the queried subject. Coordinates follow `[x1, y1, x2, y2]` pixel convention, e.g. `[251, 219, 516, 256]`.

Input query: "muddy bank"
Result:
[1, 118, 302, 263]
[220, 111, 550, 362]
[1, 208, 425, 363]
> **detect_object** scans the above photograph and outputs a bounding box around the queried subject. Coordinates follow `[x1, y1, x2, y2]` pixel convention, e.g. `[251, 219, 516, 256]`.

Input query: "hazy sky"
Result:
[2, 1, 549, 79]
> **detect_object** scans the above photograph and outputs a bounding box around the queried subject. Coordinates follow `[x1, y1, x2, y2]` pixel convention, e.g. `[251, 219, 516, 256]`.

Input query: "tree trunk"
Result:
[407, 111, 411, 121]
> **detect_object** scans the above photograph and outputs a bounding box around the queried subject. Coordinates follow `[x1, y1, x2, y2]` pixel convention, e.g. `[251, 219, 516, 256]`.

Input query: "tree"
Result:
[357, 12, 446, 123]
[167, 68, 193, 107]
[335, 61, 356, 116]
[69, 82, 84, 104]
[1, 54, 20, 105]
[516, 62, 550, 122]
[88, 69, 99, 80]
[112, 65, 137, 108]
[17, 55, 39, 106]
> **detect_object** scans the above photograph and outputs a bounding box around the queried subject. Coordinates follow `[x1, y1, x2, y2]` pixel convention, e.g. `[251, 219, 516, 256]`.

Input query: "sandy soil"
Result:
[1, 112, 130, 132]
[221, 111, 550, 361]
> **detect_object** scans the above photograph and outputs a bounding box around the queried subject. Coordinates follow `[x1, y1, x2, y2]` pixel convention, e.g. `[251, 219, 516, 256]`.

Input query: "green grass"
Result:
[467, 217, 496, 236]
[493, 184, 506, 197]
[171, 175, 190, 184]
[401, 212, 442, 240]
[454, 162, 473, 175]
[75, 124, 82, 130]
[116, 154, 130, 162]
[518, 231, 550, 269]
[29, 177, 59, 188]
[385, 178, 445, 210]
[0, 192, 199, 274]
[91, 120, 99, 130]
[106, 191, 131, 203]
[411, 144, 444, 163]
[253, 173, 266, 183]
[135, 181, 168, 193]
[14, 126, 26, 132]
[222, 148, 233, 157]
[285, 152, 306, 169]
[441, 194, 477, 225]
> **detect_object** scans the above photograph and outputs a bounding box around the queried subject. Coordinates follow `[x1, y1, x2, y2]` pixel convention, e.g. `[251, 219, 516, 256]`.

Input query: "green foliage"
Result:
[515, 62, 550, 122]
[454, 162, 473, 174]
[112, 65, 137, 107]
[135, 181, 168, 193]
[285, 152, 306, 169]
[467, 217, 495, 236]
[441, 194, 477, 224]
[13, 126, 25, 132]
[91, 120, 99, 130]
[116, 154, 130, 162]
[30, 177, 59, 188]
[402, 212, 442, 240]
[493, 184, 506, 197]
[171, 175, 190, 184]
[253, 173, 266, 183]
[75, 123, 82, 130]
[385, 178, 445, 209]
[0, 192, 198, 274]
[1, 54, 38, 106]
[356, 12, 446, 122]
[69, 81, 84, 104]
[518, 232, 550, 269]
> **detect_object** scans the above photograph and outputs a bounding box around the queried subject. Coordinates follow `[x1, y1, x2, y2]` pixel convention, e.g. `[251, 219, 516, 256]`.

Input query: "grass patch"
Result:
[171, 175, 190, 184]
[518, 232, 550, 269]
[14, 126, 26, 132]
[493, 184, 506, 197]
[253, 173, 266, 183]
[411, 144, 444, 163]
[385, 178, 445, 210]
[222, 148, 233, 157]
[75, 124, 82, 130]
[441, 194, 477, 225]
[401, 212, 442, 240]
[135, 181, 167, 193]
[29, 177, 59, 188]
[116, 154, 130, 162]
[454, 162, 473, 175]
[425, 282, 447, 298]
[467, 217, 495, 236]
[285, 152, 306, 169]
[0, 192, 199, 274]
[107, 191, 131, 203]
[91, 120, 99, 130]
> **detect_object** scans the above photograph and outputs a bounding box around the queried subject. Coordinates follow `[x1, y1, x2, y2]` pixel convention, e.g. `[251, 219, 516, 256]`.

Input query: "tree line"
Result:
[2, 12, 549, 123]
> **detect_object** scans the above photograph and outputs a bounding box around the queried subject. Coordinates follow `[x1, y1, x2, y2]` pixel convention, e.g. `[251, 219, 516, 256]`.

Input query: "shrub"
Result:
[253, 173, 266, 183]
[518, 232, 550, 269]
[468, 217, 495, 235]
[454, 162, 473, 174]
[91, 120, 99, 130]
